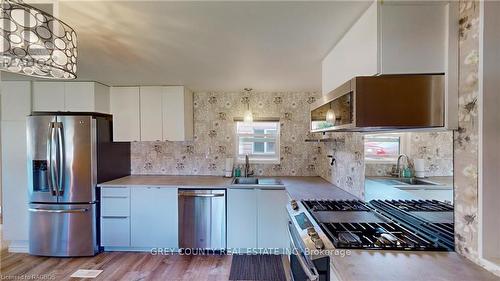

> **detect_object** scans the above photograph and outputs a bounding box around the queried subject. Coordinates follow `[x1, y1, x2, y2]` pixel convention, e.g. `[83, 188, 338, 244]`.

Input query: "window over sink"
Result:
[364, 133, 408, 163]
[235, 121, 280, 164]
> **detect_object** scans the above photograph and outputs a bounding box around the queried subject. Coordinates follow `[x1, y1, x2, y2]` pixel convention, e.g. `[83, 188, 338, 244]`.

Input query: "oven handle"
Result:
[288, 221, 319, 281]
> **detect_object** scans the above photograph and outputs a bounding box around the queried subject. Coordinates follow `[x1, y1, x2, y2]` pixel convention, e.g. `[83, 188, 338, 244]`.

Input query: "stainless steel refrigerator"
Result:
[27, 112, 130, 257]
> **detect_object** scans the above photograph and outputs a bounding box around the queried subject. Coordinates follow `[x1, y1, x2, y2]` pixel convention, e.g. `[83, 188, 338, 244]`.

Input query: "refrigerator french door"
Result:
[27, 113, 130, 257]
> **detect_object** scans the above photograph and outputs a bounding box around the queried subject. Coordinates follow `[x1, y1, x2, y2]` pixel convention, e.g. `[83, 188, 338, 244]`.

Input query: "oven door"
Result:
[288, 221, 329, 281]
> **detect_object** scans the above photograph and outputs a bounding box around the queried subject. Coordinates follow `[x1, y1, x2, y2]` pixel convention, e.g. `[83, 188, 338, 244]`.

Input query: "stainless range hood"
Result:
[310, 74, 446, 132]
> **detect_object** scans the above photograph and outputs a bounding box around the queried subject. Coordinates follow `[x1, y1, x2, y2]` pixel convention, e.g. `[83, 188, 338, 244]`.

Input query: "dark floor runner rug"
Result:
[229, 254, 287, 281]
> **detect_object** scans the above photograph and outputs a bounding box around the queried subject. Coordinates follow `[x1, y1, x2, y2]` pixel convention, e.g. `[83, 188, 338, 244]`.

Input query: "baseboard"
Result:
[479, 258, 500, 277]
[8, 240, 29, 253]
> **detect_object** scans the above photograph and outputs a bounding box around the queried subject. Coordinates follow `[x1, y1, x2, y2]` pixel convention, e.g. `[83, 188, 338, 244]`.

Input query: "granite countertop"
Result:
[98, 175, 233, 188]
[278, 176, 357, 200]
[98, 175, 348, 196]
[331, 250, 500, 281]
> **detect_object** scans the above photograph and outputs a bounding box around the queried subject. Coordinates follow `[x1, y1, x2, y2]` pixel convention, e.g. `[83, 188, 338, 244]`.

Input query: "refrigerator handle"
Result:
[46, 123, 56, 196]
[55, 122, 65, 196]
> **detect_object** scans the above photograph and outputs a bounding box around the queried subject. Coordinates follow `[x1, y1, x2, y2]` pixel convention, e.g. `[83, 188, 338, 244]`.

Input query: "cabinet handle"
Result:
[102, 216, 128, 219]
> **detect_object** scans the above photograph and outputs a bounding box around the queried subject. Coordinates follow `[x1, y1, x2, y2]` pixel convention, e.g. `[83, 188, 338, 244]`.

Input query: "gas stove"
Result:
[297, 199, 454, 251]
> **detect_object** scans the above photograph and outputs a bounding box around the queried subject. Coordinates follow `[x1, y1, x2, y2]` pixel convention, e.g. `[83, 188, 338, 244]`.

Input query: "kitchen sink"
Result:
[375, 178, 439, 186]
[233, 177, 260, 185]
[231, 177, 283, 186]
[394, 178, 438, 185]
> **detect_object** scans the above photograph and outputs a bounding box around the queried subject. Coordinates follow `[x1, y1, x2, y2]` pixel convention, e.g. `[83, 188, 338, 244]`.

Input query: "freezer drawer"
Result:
[29, 203, 98, 257]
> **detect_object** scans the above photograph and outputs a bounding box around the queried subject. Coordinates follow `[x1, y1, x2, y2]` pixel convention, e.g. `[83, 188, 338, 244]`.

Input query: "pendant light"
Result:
[0, 0, 77, 79]
[325, 102, 335, 125]
[243, 88, 253, 123]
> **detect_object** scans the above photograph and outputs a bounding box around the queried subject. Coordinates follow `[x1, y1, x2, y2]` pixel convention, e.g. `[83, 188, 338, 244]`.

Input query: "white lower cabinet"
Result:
[227, 189, 258, 249]
[101, 217, 130, 247]
[100, 186, 179, 250]
[227, 188, 288, 250]
[100, 187, 131, 248]
[257, 189, 289, 249]
[130, 187, 178, 248]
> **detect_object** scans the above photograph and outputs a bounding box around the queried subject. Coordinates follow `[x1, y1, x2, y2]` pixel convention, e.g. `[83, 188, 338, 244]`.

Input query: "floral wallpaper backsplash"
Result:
[131, 91, 322, 176]
[454, 0, 494, 273]
[314, 133, 365, 200]
[365, 131, 454, 177]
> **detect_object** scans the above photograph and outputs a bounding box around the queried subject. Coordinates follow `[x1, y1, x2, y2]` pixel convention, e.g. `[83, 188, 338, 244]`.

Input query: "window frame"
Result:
[235, 121, 281, 164]
[363, 133, 409, 164]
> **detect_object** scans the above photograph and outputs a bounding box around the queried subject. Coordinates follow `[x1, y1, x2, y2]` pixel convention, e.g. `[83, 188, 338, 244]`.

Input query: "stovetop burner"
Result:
[320, 222, 448, 250]
[381, 200, 453, 212]
[302, 200, 370, 212]
[298, 199, 454, 251]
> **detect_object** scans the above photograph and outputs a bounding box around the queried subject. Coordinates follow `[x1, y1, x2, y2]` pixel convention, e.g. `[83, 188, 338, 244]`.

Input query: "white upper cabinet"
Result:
[32, 81, 110, 113]
[322, 1, 458, 95]
[110, 85, 193, 142]
[32, 81, 65, 111]
[1, 81, 31, 121]
[110, 87, 141, 142]
[162, 86, 193, 141]
[139, 87, 163, 141]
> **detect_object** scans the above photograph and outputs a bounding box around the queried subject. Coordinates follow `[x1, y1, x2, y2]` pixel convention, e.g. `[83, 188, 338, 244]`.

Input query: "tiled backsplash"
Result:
[314, 133, 365, 200]
[131, 91, 321, 176]
[365, 131, 454, 177]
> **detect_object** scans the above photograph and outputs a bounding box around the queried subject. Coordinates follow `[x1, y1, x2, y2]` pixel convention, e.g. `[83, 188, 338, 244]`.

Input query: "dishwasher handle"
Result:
[178, 192, 225, 197]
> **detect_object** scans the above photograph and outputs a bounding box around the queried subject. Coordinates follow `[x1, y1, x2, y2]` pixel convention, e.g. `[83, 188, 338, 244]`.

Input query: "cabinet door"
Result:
[101, 217, 130, 247]
[257, 189, 288, 249]
[1, 81, 31, 121]
[32, 82, 65, 111]
[110, 87, 140, 141]
[321, 2, 378, 94]
[130, 187, 178, 248]
[162, 86, 193, 141]
[64, 82, 95, 112]
[1, 121, 29, 240]
[227, 188, 257, 249]
[379, 3, 447, 74]
[140, 87, 163, 141]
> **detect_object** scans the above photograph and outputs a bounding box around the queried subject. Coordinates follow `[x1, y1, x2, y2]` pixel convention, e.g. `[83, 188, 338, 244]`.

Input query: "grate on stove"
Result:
[384, 200, 453, 212]
[302, 200, 370, 212]
[319, 222, 448, 251]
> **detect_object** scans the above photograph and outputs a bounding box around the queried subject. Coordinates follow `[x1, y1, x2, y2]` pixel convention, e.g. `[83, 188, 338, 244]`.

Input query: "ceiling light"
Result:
[243, 88, 253, 123]
[0, 0, 77, 79]
[326, 106, 335, 124]
[244, 107, 253, 123]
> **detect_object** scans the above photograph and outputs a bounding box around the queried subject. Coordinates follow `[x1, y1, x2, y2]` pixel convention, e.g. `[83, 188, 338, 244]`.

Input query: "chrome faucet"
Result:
[244, 154, 254, 177]
[395, 154, 410, 178]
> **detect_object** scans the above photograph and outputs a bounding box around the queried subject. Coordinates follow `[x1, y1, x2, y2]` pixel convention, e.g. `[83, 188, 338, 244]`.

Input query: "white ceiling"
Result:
[2, 1, 371, 91]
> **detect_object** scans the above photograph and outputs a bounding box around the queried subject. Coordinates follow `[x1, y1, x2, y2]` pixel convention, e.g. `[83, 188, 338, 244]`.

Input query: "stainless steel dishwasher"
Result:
[178, 189, 226, 249]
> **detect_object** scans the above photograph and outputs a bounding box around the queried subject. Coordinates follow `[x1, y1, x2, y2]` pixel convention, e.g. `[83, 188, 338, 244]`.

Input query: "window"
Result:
[236, 121, 280, 163]
[364, 133, 407, 163]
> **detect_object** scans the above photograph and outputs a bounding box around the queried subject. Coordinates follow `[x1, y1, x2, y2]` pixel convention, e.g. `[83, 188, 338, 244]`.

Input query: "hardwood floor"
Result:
[1, 250, 233, 281]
